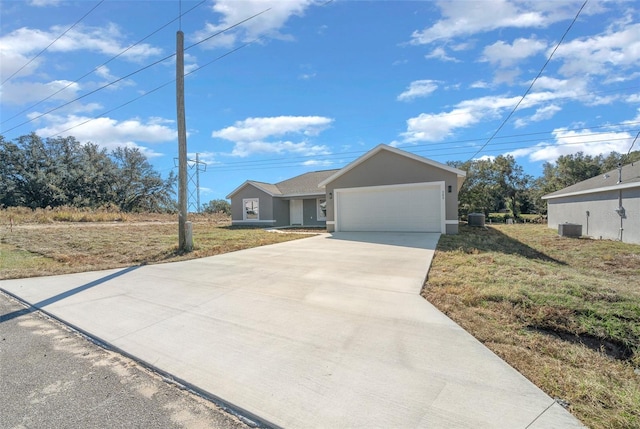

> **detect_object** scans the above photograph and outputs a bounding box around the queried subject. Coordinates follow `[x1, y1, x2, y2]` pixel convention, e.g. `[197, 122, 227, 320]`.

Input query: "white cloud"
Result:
[302, 159, 333, 167]
[193, 0, 321, 49]
[34, 114, 176, 156]
[555, 23, 640, 77]
[397, 80, 439, 101]
[229, 141, 331, 158]
[212, 115, 333, 157]
[400, 94, 521, 143]
[0, 24, 162, 67]
[470, 80, 491, 89]
[625, 94, 640, 103]
[410, 0, 581, 45]
[425, 47, 459, 62]
[0, 79, 81, 105]
[482, 37, 547, 67]
[187, 151, 219, 165]
[401, 108, 481, 143]
[512, 128, 636, 163]
[213, 116, 332, 141]
[493, 68, 522, 85]
[514, 104, 561, 128]
[28, 0, 61, 6]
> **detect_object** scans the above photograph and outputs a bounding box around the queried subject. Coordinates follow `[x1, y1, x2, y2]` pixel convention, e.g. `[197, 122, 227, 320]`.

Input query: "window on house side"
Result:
[243, 198, 259, 220]
[317, 198, 327, 220]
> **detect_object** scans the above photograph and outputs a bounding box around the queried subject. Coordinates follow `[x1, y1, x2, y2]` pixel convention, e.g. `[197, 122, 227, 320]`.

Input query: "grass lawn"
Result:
[0, 210, 311, 279]
[423, 224, 640, 429]
[3, 208, 638, 427]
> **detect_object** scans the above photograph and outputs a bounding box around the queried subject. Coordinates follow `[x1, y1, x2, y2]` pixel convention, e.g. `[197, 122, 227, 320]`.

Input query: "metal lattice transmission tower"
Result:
[187, 153, 207, 212]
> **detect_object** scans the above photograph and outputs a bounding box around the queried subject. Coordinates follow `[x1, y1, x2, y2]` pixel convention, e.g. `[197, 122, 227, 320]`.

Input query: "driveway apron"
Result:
[1, 232, 583, 428]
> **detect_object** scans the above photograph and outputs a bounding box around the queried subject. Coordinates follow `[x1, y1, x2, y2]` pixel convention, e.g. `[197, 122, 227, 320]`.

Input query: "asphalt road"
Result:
[0, 291, 251, 429]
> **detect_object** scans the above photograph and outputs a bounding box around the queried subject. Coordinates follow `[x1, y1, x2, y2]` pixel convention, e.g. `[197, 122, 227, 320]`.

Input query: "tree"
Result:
[111, 147, 176, 212]
[529, 150, 640, 214]
[451, 155, 531, 217]
[202, 199, 231, 215]
[0, 133, 176, 212]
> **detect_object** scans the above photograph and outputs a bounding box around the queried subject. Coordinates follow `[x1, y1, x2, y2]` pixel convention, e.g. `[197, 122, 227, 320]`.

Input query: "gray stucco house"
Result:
[542, 162, 640, 245]
[227, 144, 466, 234]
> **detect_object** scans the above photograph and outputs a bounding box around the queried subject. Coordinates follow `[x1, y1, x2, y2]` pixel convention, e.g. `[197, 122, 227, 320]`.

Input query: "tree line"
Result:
[451, 150, 640, 218]
[0, 133, 176, 212]
[1, 133, 638, 216]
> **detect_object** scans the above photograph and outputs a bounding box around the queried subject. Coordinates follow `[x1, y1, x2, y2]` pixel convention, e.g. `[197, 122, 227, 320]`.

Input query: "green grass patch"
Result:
[424, 224, 640, 428]
[0, 222, 310, 279]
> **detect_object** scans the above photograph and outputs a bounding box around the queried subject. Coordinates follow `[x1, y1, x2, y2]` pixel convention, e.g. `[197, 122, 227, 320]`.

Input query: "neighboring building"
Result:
[542, 162, 640, 244]
[227, 144, 466, 234]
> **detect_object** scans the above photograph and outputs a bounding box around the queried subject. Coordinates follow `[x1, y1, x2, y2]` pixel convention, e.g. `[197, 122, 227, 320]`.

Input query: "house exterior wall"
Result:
[272, 198, 290, 227]
[230, 185, 276, 226]
[302, 198, 325, 226]
[547, 187, 639, 244]
[323, 150, 460, 233]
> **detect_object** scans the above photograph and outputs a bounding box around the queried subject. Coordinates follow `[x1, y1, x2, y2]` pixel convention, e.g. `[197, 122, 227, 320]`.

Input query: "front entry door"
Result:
[290, 199, 303, 225]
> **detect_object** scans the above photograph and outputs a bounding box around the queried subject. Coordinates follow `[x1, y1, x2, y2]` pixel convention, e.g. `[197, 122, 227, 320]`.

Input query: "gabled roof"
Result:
[317, 144, 466, 188]
[226, 169, 339, 199]
[276, 169, 339, 195]
[542, 162, 640, 200]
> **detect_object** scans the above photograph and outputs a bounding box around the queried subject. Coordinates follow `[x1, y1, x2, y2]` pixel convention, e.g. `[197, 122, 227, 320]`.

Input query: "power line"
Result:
[40, 37, 265, 140]
[194, 122, 640, 169]
[466, 0, 588, 161]
[0, 8, 271, 136]
[206, 133, 639, 173]
[0, 1, 104, 87]
[184, 8, 271, 51]
[1, 0, 207, 127]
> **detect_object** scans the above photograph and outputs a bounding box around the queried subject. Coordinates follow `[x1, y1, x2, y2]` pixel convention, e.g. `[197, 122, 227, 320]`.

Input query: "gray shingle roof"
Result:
[543, 162, 640, 199]
[275, 169, 340, 195]
[247, 181, 282, 196]
[228, 169, 340, 198]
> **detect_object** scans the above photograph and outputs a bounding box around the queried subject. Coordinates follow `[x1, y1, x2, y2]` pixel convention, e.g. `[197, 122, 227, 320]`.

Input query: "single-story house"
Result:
[226, 144, 466, 234]
[542, 162, 640, 244]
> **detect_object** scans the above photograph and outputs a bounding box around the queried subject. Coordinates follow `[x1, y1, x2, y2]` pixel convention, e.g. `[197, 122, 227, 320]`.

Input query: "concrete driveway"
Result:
[1, 232, 583, 428]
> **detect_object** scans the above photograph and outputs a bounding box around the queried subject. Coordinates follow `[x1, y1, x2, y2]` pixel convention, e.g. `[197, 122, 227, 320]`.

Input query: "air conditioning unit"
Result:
[558, 223, 582, 237]
[468, 213, 485, 227]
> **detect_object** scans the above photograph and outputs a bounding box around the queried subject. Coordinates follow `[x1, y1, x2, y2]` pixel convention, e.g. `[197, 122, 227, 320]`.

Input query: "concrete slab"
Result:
[1, 232, 584, 428]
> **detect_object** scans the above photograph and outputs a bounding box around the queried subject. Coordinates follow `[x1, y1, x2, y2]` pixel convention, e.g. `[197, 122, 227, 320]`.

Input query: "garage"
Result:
[335, 182, 445, 232]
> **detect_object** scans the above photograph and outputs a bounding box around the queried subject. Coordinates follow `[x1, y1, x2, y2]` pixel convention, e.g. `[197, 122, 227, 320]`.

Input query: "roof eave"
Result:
[542, 181, 640, 200]
[318, 144, 466, 188]
[226, 180, 279, 199]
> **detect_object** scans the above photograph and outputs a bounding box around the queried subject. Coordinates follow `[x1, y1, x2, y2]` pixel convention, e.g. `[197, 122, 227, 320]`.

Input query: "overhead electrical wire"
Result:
[4, 0, 632, 172]
[205, 137, 638, 173]
[42, 37, 266, 140]
[0, 7, 271, 136]
[204, 132, 639, 173]
[466, 0, 588, 161]
[0, 0, 104, 87]
[1, 0, 208, 127]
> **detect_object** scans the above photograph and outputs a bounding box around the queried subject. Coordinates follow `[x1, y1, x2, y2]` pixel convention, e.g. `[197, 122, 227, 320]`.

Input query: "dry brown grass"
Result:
[0, 213, 310, 279]
[0, 206, 234, 225]
[423, 224, 640, 429]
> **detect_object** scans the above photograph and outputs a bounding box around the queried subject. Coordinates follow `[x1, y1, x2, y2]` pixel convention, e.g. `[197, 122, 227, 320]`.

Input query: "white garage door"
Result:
[335, 182, 444, 232]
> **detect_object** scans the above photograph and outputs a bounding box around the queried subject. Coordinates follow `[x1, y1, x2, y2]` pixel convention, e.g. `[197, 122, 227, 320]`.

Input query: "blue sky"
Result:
[1, 0, 639, 206]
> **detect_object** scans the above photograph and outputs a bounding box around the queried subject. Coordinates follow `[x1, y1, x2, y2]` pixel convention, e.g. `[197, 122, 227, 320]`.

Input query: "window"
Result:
[317, 198, 327, 220]
[243, 198, 259, 220]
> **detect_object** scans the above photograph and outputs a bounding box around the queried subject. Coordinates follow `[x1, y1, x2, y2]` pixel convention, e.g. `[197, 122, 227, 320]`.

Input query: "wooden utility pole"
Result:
[176, 30, 192, 251]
